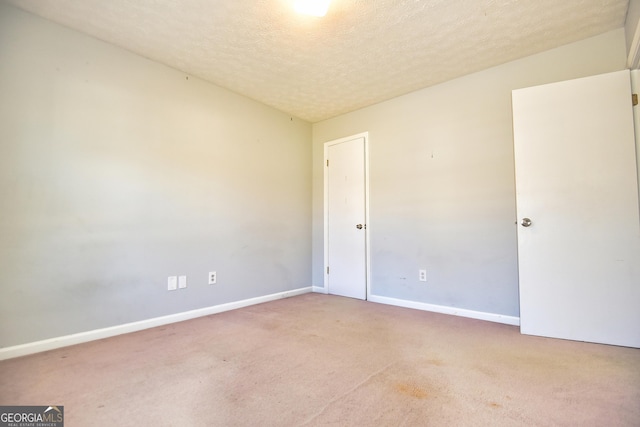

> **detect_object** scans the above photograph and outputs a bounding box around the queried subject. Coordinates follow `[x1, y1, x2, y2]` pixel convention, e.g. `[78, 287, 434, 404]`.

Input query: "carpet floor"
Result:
[0, 293, 638, 426]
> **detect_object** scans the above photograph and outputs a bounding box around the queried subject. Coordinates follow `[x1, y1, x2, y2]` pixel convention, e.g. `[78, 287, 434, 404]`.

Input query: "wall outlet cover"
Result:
[208, 271, 217, 285]
[419, 270, 427, 282]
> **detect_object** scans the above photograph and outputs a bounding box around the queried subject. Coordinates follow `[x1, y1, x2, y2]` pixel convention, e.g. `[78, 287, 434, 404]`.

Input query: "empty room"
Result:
[1, 0, 639, 425]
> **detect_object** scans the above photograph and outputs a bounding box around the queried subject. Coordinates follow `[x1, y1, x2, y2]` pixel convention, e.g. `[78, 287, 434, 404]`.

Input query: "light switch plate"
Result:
[168, 276, 178, 291]
[178, 275, 187, 289]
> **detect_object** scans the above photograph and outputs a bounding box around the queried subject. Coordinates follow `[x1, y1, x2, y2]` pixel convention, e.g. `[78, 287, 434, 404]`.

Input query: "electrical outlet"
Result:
[178, 275, 187, 289]
[168, 276, 178, 291]
[419, 269, 427, 282]
[208, 271, 217, 285]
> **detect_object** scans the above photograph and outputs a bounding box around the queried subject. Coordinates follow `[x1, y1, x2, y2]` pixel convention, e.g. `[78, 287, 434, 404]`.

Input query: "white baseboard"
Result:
[0, 286, 313, 361]
[368, 294, 520, 326]
[312, 286, 328, 294]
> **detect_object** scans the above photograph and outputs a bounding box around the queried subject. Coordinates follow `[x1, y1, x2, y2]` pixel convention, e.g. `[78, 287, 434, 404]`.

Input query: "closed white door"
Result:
[512, 70, 640, 348]
[325, 135, 368, 300]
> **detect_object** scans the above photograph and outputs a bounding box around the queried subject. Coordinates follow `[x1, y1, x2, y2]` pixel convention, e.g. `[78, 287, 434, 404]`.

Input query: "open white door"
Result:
[324, 134, 368, 300]
[512, 70, 640, 348]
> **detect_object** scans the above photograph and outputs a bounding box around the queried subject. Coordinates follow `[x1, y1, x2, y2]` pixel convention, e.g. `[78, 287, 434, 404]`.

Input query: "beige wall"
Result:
[0, 3, 311, 348]
[312, 29, 628, 317]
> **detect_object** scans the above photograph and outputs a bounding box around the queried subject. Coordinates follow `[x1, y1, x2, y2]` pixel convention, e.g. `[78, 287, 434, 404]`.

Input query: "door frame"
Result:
[323, 132, 371, 299]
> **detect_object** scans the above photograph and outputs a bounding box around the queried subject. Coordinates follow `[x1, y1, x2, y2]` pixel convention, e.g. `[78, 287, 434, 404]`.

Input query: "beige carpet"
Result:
[0, 293, 638, 426]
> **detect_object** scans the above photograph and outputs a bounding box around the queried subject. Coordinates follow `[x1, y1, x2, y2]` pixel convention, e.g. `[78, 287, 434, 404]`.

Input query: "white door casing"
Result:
[512, 70, 640, 348]
[324, 133, 369, 300]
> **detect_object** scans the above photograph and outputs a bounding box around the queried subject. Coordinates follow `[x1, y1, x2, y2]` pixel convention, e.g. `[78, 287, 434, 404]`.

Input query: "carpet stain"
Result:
[488, 402, 502, 408]
[395, 382, 429, 399]
[473, 365, 498, 378]
[262, 322, 280, 331]
[426, 358, 444, 366]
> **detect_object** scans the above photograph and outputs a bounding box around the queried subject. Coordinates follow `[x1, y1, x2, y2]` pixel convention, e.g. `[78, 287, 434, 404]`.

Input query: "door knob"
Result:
[356, 224, 363, 229]
[521, 218, 532, 227]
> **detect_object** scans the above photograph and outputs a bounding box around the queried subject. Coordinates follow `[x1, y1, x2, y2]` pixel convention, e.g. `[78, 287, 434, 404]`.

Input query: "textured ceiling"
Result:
[4, 0, 630, 122]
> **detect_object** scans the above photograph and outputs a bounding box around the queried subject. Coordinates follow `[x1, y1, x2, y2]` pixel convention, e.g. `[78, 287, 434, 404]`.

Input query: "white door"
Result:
[325, 135, 368, 300]
[512, 70, 640, 348]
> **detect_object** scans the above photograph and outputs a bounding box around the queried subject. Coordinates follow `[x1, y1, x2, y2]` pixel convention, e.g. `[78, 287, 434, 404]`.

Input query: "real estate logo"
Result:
[0, 406, 64, 427]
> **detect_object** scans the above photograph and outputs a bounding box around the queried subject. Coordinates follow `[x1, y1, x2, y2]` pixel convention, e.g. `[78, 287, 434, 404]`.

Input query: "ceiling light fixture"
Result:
[294, 0, 331, 17]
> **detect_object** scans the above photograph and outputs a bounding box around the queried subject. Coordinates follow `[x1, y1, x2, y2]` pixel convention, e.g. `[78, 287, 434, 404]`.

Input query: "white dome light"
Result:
[294, 0, 331, 17]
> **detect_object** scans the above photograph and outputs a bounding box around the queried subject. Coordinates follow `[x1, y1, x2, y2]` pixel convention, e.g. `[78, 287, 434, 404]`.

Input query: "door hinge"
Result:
[326, 159, 329, 167]
[326, 266, 329, 274]
[633, 93, 638, 106]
